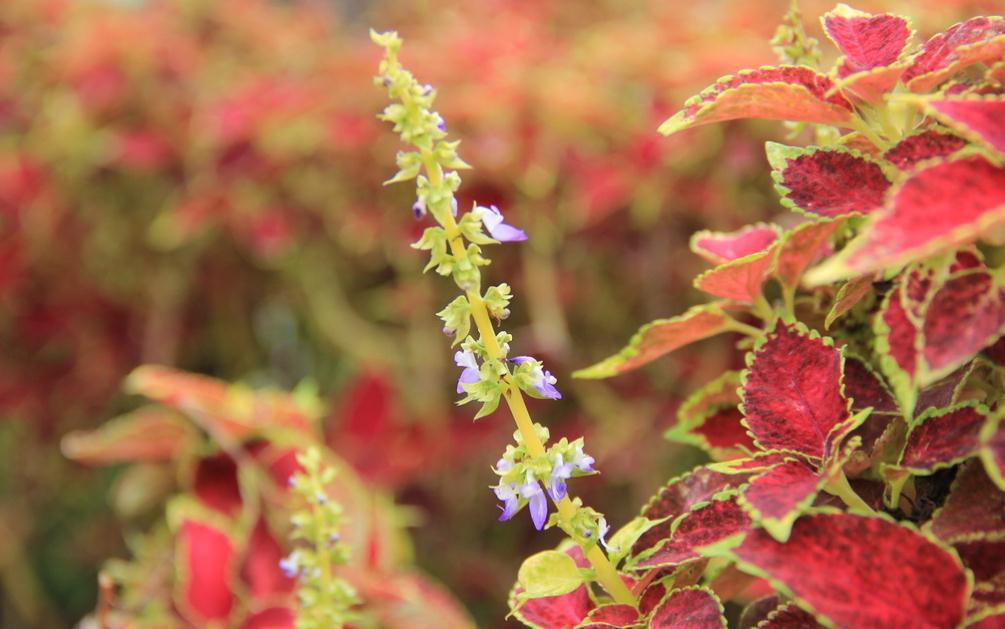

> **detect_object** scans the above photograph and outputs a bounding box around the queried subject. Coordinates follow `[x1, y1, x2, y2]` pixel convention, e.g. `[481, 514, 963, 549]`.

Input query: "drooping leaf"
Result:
[822, 5, 912, 76]
[727, 512, 969, 628]
[633, 498, 751, 569]
[574, 304, 734, 378]
[742, 323, 849, 458]
[648, 586, 727, 629]
[634, 467, 751, 555]
[577, 604, 640, 628]
[895, 403, 987, 475]
[903, 16, 1005, 93]
[767, 143, 890, 218]
[926, 98, 1005, 158]
[825, 274, 875, 329]
[694, 251, 775, 303]
[659, 67, 855, 136]
[843, 355, 898, 415]
[883, 129, 968, 170]
[738, 459, 826, 543]
[690, 224, 781, 265]
[61, 406, 197, 465]
[929, 460, 1005, 543]
[805, 156, 1005, 285]
[175, 514, 237, 624]
[773, 219, 845, 291]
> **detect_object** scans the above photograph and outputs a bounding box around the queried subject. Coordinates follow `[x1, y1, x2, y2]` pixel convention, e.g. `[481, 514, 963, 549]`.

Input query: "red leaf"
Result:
[580, 603, 640, 626]
[929, 460, 1005, 543]
[686, 408, 756, 455]
[176, 517, 237, 624]
[242, 519, 295, 598]
[954, 537, 1005, 581]
[512, 585, 592, 629]
[61, 406, 197, 465]
[649, 587, 725, 629]
[768, 144, 890, 218]
[843, 356, 897, 415]
[903, 16, 1005, 93]
[242, 607, 295, 629]
[694, 251, 774, 303]
[927, 99, 1005, 157]
[635, 467, 751, 555]
[192, 453, 243, 517]
[690, 224, 780, 265]
[897, 403, 987, 473]
[756, 603, 825, 628]
[742, 324, 849, 458]
[805, 156, 1005, 284]
[969, 612, 1005, 629]
[883, 130, 968, 170]
[635, 498, 751, 569]
[731, 513, 969, 628]
[738, 459, 825, 542]
[659, 67, 854, 135]
[773, 220, 845, 291]
[923, 271, 1005, 382]
[574, 305, 734, 378]
[822, 6, 912, 75]
[874, 285, 919, 412]
[980, 411, 1005, 490]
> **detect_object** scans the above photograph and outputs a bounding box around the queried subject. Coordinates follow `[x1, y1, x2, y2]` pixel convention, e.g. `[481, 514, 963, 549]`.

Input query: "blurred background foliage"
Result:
[0, 0, 998, 626]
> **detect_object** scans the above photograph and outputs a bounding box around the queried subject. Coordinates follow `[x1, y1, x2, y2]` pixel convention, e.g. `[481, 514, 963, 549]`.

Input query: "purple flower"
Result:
[510, 356, 562, 400]
[432, 113, 446, 131]
[279, 552, 301, 578]
[571, 446, 595, 473]
[520, 477, 548, 530]
[451, 197, 458, 217]
[548, 453, 574, 502]
[474, 205, 527, 242]
[495, 458, 514, 473]
[598, 516, 610, 549]
[454, 350, 480, 394]
[412, 199, 426, 219]
[494, 481, 520, 522]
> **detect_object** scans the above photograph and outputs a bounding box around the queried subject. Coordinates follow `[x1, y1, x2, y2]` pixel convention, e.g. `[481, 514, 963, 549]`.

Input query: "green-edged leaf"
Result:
[767, 143, 890, 218]
[926, 97, 1005, 159]
[633, 497, 751, 570]
[648, 586, 727, 629]
[516, 550, 586, 601]
[903, 16, 1005, 93]
[824, 274, 875, 329]
[928, 460, 1005, 544]
[980, 408, 1005, 491]
[773, 219, 846, 291]
[574, 304, 734, 378]
[804, 156, 1005, 285]
[754, 602, 825, 628]
[667, 371, 754, 458]
[883, 129, 969, 171]
[694, 250, 775, 303]
[659, 66, 854, 136]
[690, 224, 781, 265]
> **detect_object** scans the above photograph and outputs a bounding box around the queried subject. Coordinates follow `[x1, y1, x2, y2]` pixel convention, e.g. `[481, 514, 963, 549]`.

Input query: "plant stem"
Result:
[424, 154, 636, 607]
[825, 471, 876, 515]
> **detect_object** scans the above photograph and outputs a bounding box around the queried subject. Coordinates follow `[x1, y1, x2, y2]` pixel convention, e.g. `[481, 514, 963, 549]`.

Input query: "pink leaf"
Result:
[822, 6, 912, 75]
[694, 251, 775, 303]
[883, 129, 968, 170]
[927, 98, 1005, 158]
[903, 16, 1005, 93]
[690, 224, 780, 265]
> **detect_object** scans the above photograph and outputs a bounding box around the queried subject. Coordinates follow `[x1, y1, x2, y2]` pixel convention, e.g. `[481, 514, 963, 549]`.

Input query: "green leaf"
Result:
[516, 550, 586, 601]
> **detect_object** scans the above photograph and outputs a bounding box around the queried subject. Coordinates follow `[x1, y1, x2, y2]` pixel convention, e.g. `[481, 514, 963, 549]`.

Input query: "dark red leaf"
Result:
[242, 519, 295, 598]
[635, 499, 751, 569]
[927, 99, 1005, 157]
[176, 517, 237, 623]
[903, 17, 1005, 92]
[768, 144, 889, 218]
[574, 305, 734, 378]
[649, 587, 725, 629]
[969, 611, 1005, 629]
[690, 224, 780, 265]
[732, 513, 969, 628]
[980, 411, 1005, 490]
[823, 6, 911, 75]
[694, 252, 774, 303]
[192, 453, 243, 517]
[923, 272, 1005, 383]
[915, 364, 973, 417]
[738, 459, 824, 542]
[825, 274, 875, 329]
[242, 607, 295, 629]
[634, 466, 751, 555]
[843, 356, 897, 414]
[660, 67, 854, 135]
[953, 537, 1005, 581]
[756, 603, 825, 628]
[579, 604, 640, 626]
[668, 372, 755, 456]
[930, 460, 1005, 543]
[742, 323, 849, 458]
[687, 408, 757, 454]
[898, 404, 987, 473]
[883, 130, 968, 170]
[805, 156, 1005, 284]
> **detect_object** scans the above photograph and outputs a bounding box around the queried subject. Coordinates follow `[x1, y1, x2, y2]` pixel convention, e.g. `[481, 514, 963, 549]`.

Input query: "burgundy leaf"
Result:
[898, 403, 987, 473]
[903, 16, 1005, 92]
[981, 411, 1005, 490]
[756, 603, 825, 628]
[649, 587, 726, 629]
[843, 356, 897, 414]
[822, 6, 911, 75]
[953, 537, 1005, 582]
[635, 499, 751, 569]
[883, 129, 968, 170]
[768, 144, 889, 218]
[923, 271, 1005, 383]
[192, 453, 243, 517]
[732, 513, 969, 628]
[929, 460, 1005, 543]
[738, 459, 825, 542]
[742, 323, 849, 458]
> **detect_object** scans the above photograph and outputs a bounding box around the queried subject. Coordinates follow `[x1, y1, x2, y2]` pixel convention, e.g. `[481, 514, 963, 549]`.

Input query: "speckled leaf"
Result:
[929, 460, 1005, 543]
[738, 459, 826, 543]
[730, 513, 969, 628]
[805, 156, 1005, 285]
[634, 466, 752, 556]
[896, 403, 987, 475]
[822, 5, 912, 75]
[926, 98, 1005, 158]
[883, 129, 968, 170]
[873, 282, 920, 414]
[742, 323, 849, 458]
[659, 67, 855, 136]
[843, 356, 897, 415]
[954, 537, 1005, 582]
[694, 251, 775, 303]
[825, 274, 875, 329]
[767, 143, 890, 218]
[691, 224, 781, 265]
[903, 16, 1005, 93]
[61, 406, 197, 465]
[574, 304, 734, 378]
[755, 603, 825, 628]
[648, 587, 726, 629]
[968, 610, 1005, 629]
[634, 498, 751, 569]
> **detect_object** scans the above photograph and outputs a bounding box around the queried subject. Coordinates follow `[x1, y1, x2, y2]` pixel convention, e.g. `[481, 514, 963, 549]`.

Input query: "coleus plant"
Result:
[63, 365, 473, 628]
[376, 2, 1005, 627]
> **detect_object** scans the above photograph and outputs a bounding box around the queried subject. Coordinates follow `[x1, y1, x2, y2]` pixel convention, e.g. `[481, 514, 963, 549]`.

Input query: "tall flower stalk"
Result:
[371, 30, 635, 606]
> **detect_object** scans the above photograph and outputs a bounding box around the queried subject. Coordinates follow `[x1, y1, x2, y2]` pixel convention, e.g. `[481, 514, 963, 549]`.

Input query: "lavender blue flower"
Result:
[520, 476, 548, 530]
[548, 453, 574, 502]
[571, 446, 595, 473]
[412, 199, 426, 219]
[454, 350, 480, 394]
[279, 551, 301, 578]
[494, 481, 520, 522]
[598, 516, 610, 549]
[473, 204, 527, 242]
[510, 356, 562, 400]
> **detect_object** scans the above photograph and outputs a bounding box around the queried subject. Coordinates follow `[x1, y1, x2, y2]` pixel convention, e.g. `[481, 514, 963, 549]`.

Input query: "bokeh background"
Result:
[0, 0, 999, 626]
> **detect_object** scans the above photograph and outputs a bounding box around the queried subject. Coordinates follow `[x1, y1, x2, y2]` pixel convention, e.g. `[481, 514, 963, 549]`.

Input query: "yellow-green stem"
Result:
[825, 471, 877, 516]
[425, 153, 636, 606]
